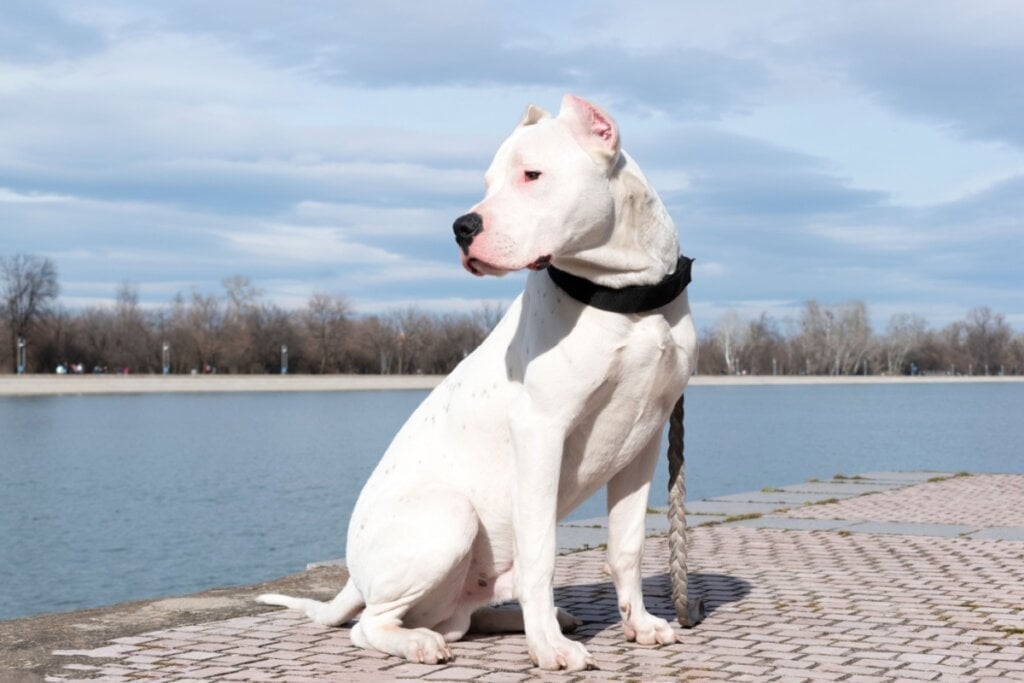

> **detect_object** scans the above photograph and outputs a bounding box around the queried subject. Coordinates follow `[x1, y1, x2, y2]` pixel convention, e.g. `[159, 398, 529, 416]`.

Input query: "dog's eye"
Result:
[524, 170, 542, 182]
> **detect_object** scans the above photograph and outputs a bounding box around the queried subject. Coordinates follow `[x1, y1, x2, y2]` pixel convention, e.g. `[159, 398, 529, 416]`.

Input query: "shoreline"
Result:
[1, 372, 1022, 396]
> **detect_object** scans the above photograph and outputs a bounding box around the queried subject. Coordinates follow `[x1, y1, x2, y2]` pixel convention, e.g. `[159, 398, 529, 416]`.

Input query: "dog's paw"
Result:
[403, 627, 453, 665]
[623, 612, 677, 645]
[528, 633, 595, 671]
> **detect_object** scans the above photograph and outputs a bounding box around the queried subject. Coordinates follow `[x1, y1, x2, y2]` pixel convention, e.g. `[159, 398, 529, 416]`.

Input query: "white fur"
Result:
[258, 95, 696, 672]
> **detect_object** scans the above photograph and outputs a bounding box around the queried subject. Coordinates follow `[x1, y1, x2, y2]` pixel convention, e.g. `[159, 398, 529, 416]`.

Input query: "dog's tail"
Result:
[257, 579, 364, 627]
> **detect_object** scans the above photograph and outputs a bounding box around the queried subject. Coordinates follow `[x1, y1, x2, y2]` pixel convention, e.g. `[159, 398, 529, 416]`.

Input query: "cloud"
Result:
[72, 0, 770, 119]
[218, 225, 401, 265]
[780, 1, 1024, 149]
[0, 0, 104, 63]
[0, 187, 76, 204]
[349, 296, 514, 316]
[2, 1, 1022, 333]
[291, 202, 461, 238]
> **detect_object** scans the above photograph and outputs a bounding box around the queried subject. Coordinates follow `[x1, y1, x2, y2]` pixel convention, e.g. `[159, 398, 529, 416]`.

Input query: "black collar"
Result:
[546, 255, 693, 314]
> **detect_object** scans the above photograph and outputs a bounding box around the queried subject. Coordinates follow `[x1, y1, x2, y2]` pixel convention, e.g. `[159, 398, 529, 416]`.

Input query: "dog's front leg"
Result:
[509, 399, 594, 672]
[606, 436, 678, 645]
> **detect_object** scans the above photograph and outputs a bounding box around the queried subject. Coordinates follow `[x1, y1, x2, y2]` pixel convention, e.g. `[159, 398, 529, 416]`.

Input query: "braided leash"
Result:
[667, 393, 706, 627]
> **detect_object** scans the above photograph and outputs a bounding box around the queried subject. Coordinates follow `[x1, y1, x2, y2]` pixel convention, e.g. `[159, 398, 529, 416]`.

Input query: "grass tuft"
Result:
[721, 512, 763, 524]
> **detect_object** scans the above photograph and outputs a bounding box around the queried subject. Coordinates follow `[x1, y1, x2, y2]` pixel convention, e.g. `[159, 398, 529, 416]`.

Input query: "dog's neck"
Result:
[551, 152, 680, 289]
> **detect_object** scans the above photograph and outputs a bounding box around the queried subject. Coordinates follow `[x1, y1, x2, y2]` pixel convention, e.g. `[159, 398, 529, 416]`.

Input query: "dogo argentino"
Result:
[259, 95, 696, 672]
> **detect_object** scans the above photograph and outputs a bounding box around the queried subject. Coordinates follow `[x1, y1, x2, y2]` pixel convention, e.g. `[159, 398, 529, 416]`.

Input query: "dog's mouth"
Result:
[462, 254, 552, 277]
[464, 257, 508, 277]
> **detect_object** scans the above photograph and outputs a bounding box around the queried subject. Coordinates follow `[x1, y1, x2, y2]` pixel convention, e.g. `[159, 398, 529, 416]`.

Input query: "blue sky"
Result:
[2, 0, 1022, 331]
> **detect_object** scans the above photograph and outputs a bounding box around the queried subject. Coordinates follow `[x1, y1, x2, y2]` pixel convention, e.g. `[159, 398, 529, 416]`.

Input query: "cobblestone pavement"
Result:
[48, 474, 1024, 682]
[777, 473, 1024, 527]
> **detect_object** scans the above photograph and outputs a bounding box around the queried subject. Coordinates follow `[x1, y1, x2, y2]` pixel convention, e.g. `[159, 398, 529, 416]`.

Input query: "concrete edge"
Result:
[0, 566, 349, 680]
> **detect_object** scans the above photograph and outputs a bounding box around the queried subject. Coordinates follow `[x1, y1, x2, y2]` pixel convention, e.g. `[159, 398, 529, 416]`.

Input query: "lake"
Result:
[1, 382, 1022, 621]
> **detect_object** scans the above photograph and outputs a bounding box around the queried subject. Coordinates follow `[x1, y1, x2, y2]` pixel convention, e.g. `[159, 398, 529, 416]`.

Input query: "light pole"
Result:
[16, 336, 26, 375]
[162, 342, 171, 375]
[281, 344, 288, 375]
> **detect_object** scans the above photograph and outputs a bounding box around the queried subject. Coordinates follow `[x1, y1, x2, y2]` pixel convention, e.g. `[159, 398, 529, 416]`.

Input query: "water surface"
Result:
[1, 382, 1021, 620]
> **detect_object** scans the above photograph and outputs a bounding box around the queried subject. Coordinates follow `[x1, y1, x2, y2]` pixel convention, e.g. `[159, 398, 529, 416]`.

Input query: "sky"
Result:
[2, 0, 1023, 332]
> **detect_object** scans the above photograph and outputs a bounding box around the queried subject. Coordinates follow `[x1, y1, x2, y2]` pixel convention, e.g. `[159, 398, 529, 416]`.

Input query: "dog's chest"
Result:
[558, 310, 693, 489]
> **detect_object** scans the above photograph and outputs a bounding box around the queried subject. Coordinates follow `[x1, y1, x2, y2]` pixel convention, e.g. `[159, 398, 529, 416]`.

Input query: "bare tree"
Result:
[1, 254, 60, 372]
[794, 300, 872, 375]
[247, 303, 300, 373]
[715, 311, 742, 374]
[345, 315, 394, 373]
[386, 308, 435, 375]
[172, 291, 225, 372]
[219, 276, 262, 373]
[428, 313, 487, 372]
[304, 292, 352, 373]
[964, 306, 1012, 375]
[830, 301, 871, 375]
[472, 302, 506, 335]
[110, 282, 154, 372]
[884, 313, 928, 374]
[696, 326, 727, 375]
[738, 314, 785, 375]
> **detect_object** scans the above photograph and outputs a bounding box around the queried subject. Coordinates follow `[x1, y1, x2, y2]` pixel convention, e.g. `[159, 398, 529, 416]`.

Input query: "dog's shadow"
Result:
[465, 572, 750, 641]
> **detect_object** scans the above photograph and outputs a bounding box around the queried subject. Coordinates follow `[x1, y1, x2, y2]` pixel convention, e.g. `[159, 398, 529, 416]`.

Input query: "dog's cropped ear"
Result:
[518, 104, 550, 127]
[559, 94, 621, 165]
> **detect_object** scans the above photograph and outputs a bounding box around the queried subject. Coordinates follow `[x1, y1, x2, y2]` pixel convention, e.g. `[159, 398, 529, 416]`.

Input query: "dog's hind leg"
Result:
[348, 491, 480, 663]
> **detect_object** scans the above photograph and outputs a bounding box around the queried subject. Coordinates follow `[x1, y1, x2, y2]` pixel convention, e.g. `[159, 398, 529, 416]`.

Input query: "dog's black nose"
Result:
[453, 212, 483, 253]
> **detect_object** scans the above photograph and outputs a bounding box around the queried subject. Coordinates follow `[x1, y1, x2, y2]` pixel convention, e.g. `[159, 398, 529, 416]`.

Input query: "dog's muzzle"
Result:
[453, 212, 483, 254]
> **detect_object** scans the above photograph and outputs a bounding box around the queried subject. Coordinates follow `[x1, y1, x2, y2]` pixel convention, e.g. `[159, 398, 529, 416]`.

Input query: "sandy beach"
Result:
[0, 372, 1021, 396]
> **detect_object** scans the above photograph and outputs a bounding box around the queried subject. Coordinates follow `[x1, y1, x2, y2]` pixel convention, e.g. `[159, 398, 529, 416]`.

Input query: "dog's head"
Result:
[454, 95, 622, 277]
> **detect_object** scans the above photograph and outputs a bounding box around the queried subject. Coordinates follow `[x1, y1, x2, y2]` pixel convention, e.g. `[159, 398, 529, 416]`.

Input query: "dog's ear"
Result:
[518, 104, 550, 127]
[558, 95, 620, 165]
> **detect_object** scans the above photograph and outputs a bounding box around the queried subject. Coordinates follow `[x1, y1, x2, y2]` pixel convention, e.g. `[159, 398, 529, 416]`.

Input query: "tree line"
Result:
[2, 253, 1022, 376]
[1, 254, 500, 375]
[699, 301, 1024, 376]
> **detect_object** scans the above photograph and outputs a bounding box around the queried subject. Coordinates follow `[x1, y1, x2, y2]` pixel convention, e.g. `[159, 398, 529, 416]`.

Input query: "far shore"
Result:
[1, 372, 1022, 397]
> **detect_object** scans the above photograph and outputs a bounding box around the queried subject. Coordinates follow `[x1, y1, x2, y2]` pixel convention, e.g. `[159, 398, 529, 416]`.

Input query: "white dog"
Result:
[259, 95, 696, 672]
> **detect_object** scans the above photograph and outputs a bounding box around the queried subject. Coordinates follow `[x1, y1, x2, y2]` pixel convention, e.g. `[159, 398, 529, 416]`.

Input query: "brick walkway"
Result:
[48, 474, 1024, 682]
[776, 473, 1024, 527]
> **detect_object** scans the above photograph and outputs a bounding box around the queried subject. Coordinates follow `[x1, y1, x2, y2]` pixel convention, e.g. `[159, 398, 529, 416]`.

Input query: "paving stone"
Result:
[561, 513, 720, 531]
[684, 500, 788, 515]
[781, 474, 1024, 527]
[707, 491, 858, 504]
[840, 521, 976, 538]
[776, 481, 903, 494]
[723, 516, 850, 531]
[852, 471, 954, 482]
[643, 513, 724, 534]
